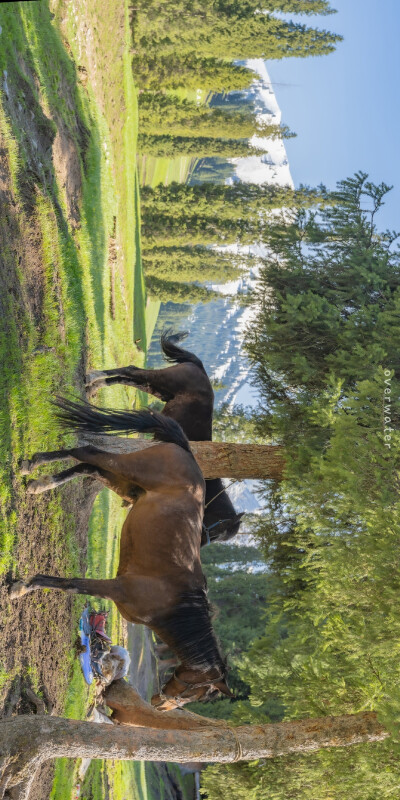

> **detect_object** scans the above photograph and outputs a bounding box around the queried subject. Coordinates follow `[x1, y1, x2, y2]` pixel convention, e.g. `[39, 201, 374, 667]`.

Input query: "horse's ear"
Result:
[213, 680, 234, 698]
[234, 512, 245, 524]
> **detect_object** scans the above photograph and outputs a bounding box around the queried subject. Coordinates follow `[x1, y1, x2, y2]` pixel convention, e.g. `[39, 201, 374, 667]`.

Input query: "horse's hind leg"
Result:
[10, 574, 125, 602]
[25, 444, 176, 494]
[26, 463, 101, 494]
[26, 462, 135, 502]
[20, 448, 75, 475]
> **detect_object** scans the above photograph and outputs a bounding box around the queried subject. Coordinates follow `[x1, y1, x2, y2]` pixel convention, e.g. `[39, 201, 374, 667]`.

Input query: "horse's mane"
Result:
[155, 587, 227, 675]
[161, 330, 207, 375]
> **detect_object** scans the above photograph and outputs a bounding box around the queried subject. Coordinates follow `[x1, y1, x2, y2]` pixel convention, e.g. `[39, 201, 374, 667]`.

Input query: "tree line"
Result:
[140, 180, 328, 305]
[201, 172, 400, 799]
[133, 0, 341, 92]
[134, 0, 341, 162]
[135, 0, 341, 310]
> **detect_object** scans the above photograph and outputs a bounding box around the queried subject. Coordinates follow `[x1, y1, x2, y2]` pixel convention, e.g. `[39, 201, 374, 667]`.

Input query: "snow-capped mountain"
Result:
[233, 59, 294, 189]
[151, 60, 293, 410]
[149, 61, 293, 520]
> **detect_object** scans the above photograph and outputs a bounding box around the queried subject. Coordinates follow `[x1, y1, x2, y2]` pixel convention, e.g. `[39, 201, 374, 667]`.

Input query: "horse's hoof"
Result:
[9, 581, 29, 600]
[20, 459, 32, 476]
[27, 476, 54, 494]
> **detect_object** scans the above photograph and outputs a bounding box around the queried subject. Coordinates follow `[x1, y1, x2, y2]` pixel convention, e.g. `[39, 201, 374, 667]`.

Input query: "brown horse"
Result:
[85, 331, 244, 545]
[11, 402, 231, 710]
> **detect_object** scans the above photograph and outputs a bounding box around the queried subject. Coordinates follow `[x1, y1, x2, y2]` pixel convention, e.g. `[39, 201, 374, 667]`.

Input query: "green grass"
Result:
[0, 2, 152, 799]
[0, 4, 198, 800]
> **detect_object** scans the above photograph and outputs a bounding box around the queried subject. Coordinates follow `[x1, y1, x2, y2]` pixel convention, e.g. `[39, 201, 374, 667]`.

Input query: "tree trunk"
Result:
[81, 435, 285, 480]
[0, 711, 389, 799]
[103, 679, 222, 730]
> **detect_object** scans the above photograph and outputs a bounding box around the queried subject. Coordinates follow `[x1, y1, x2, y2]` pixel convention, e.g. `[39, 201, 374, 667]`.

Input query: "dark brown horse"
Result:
[11, 403, 231, 709]
[85, 331, 244, 545]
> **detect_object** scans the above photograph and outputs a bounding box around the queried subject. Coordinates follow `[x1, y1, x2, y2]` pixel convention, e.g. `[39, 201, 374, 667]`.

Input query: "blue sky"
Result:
[267, 0, 400, 231]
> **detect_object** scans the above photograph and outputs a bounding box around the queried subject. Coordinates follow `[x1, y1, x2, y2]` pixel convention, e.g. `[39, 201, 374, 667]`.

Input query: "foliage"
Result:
[133, 0, 341, 211]
[140, 182, 327, 250]
[138, 133, 264, 158]
[212, 404, 265, 444]
[140, 181, 322, 218]
[190, 544, 271, 713]
[134, 54, 255, 92]
[139, 92, 293, 140]
[247, 173, 400, 447]
[133, 0, 341, 66]
[145, 276, 221, 304]
[202, 174, 400, 798]
[142, 245, 249, 283]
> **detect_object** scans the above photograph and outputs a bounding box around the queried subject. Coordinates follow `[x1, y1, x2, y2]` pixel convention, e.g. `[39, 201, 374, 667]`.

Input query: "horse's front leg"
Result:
[86, 366, 143, 391]
[85, 365, 174, 402]
[9, 574, 125, 602]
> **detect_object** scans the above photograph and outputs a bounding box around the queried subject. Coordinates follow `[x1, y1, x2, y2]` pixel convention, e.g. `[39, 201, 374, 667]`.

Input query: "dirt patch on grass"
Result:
[0, 474, 100, 800]
[0, 85, 95, 799]
[52, 126, 82, 225]
[6, 53, 89, 229]
[50, 63, 90, 227]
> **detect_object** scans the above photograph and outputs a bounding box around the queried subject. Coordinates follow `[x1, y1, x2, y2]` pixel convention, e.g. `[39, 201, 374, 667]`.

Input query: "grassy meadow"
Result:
[0, 0, 149, 797]
[0, 1, 199, 798]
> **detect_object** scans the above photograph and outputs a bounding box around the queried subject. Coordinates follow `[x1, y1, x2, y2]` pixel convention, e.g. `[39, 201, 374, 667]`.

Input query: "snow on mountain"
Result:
[150, 61, 293, 520]
[232, 59, 294, 189]
[184, 58, 294, 412]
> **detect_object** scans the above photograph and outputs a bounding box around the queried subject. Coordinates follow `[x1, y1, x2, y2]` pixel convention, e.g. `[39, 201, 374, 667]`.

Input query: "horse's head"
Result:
[201, 512, 245, 546]
[151, 666, 233, 711]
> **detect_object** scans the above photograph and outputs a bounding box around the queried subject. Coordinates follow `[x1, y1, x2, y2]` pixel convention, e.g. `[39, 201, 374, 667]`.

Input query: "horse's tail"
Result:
[161, 329, 206, 373]
[53, 397, 191, 453]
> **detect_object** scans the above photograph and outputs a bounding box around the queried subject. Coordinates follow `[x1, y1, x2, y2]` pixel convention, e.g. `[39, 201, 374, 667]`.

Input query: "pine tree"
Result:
[142, 245, 250, 282]
[141, 181, 324, 219]
[146, 276, 221, 303]
[248, 173, 400, 424]
[138, 11, 341, 61]
[137, 133, 264, 158]
[139, 92, 294, 140]
[197, 16, 341, 60]
[135, 1, 341, 59]
[261, 0, 335, 12]
[215, 0, 336, 15]
[141, 214, 265, 248]
[134, 55, 255, 92]
[141, 184, 327, 248]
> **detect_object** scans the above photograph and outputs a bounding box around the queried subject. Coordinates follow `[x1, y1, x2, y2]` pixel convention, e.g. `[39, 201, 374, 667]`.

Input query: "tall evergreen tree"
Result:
[202, 172, 400, 800]
[139, 92, 294, 139]
[138, 10, 341, 61]
[134, 54, 255, 92]
[141, 181, 324, 219]
[137, 133, 264, 158]
[247, 172, 400, 445]
[141, 213, 265, 247]
[215, 0, 336, 15]
[146, 276, 221, 303]
[142, 245, 251, 282]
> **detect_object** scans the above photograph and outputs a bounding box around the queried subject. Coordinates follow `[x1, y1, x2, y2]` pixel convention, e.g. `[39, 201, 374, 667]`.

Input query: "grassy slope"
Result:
[0, 0, 146, 797]
[45, 1, 150, 797]
[0, 3, 198, 797]
[0, 0, 145, 570]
